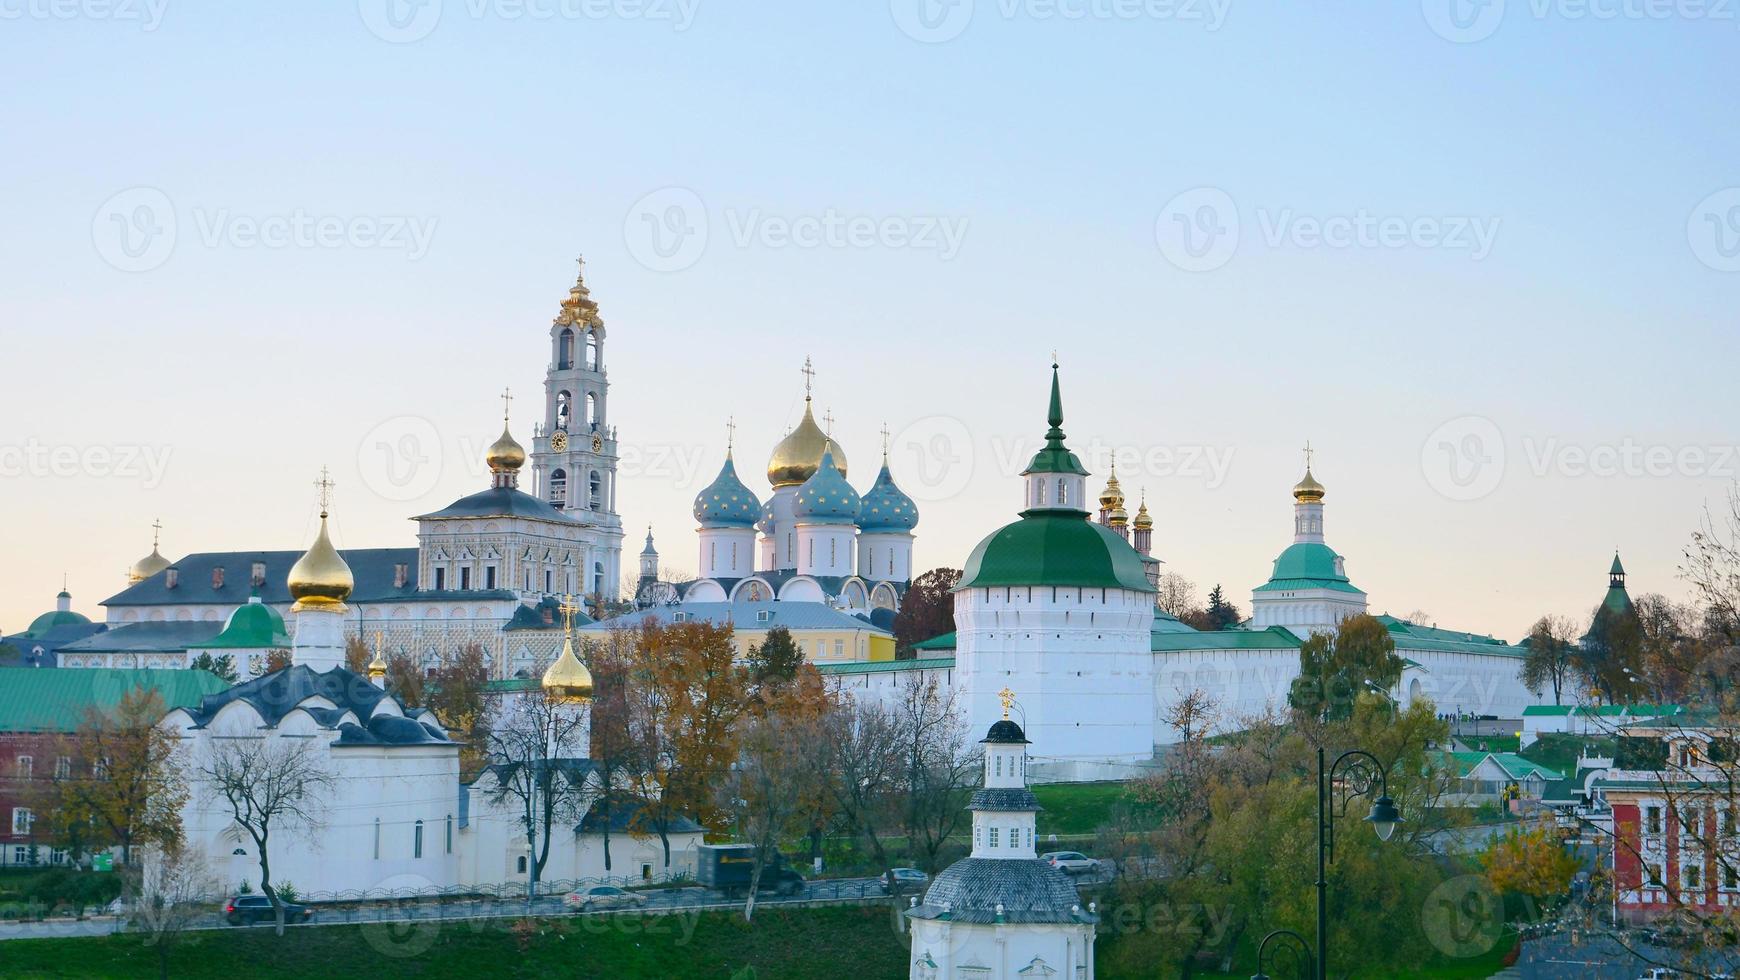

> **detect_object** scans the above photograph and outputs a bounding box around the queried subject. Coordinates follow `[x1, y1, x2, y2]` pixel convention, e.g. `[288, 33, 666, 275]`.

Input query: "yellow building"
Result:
[584, 601, 895, 664]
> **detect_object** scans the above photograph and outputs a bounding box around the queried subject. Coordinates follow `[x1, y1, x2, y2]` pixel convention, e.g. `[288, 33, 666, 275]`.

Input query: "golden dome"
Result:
[128, 547, 172, 584]
[767, 400, 848, 489]
[542, 634, 594, 701]
[1108, 504, 1129, 527]
[1293, 468, 1326, 503]
[1098, 467, 1126, 512]
[287, 512, 354, 609]
[367, 649, 388, 680]
[486, 421, 527, 473]
[1133, 497, 1154, 531]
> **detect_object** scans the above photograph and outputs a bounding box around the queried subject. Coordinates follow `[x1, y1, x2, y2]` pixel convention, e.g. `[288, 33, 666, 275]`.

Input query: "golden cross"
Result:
[822, 408, 835, 435]
[1303, 440, 1315, 472]
[558, 593, 581, 636]
[575, 255, 586, 280]
[726, 415, 737, 454]
[374, 630, 384, 658]
[801, 356, 815, 399]
[314, 466, 335, 514]
[997, 687, 1015, 720]
[151, 518, 163, 549]
[501, 387, 513, 422]
[880, 422, 891, 460]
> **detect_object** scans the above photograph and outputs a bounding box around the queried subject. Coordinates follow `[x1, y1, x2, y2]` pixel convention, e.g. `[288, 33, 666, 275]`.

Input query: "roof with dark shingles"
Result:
[102, 549, 420, 608]
[174, 665, 452, 746]
[968, 788, 1041, 812]
[415, 487, 578, 523]
[909, 859, 1092, 925]
[577, 799, 703, 835]
[59, 621, 222, 654]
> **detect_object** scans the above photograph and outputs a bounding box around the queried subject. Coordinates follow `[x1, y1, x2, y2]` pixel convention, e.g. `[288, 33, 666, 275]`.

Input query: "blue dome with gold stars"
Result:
[859, 463, 919, 533]
[792, 450, 861, 525]
[693, 455, 761, 529]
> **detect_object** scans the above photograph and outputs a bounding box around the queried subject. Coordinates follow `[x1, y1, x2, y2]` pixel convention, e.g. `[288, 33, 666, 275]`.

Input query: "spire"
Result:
[1609, 552, 1626, 589]
[1022, 360, 1090, 477]
[556, 255, 600, 324]
[1047, 357, 1064, 431]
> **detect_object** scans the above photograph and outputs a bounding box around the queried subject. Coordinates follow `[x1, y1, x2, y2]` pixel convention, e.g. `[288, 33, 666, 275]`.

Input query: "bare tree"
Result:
[719, 703, 831, 921]
[481, 685, 593, 900]
[127, 844, 217, 980]
[1155, 573, 1200, 618]
[822, 696, 908, 871]
[896, 678, 978, 870]
[198, 737, 332, 936]
[1521, 614, 1582, 705]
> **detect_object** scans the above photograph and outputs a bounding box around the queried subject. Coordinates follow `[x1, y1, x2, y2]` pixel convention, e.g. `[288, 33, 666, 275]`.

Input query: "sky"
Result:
[1, 0, 1737, 639]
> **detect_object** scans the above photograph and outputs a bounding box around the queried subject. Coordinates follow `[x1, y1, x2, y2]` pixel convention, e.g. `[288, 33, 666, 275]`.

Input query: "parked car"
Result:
[881, 868, 930, 895]
[224, 895, 314, 926]
[1634, 969, 1679, 980]
[564, 885, 650, 912]
[1040, 851, 1097, 875]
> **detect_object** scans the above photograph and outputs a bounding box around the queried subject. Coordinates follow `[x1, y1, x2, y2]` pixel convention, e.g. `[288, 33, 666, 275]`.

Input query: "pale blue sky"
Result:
[2, 1, 1737, 638]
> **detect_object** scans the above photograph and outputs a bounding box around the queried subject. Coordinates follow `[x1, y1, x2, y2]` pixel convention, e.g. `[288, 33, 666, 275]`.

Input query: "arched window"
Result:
[588, 470, 602, 509]
[585, 392, 600, 429]
[1055, 478, 1067, 506]
[516, 855, 528, 874]
[550, 469, 568, 508]
[557, 329, 575, 370]
[592, 562, 604, 596]
[413, 820, 424, 859]
[586, 329, 600, 371]
[373, 818, 382, 860]
[556, 391, 572, 432]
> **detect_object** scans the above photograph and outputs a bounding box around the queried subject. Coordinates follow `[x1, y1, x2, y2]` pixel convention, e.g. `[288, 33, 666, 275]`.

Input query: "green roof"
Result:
[1252, 542, 1364, 594]
[1522, 705, 1574, 717]
[1153, 626, 1302, 652]
[959, 511, 1156, 593]
[1375, 616, 1525, 659]
[1444, 751, 1489, 778]
[23, 609, 94, 638]
[1151, 608, 1198, 635]
[201, 598, 290, 650]
[1610, 553, 1626, 576]
[0, 668, 227, 733]
[814, 657, 956, 675]
[1489, 753, 1563, 781]
[910, 633, 957, 652]
[1021, 366, 1090, 477]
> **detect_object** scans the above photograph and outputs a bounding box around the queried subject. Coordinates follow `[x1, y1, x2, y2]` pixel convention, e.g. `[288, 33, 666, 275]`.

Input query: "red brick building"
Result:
[0, 669, 226, 867]
[1605, 720, 1739, 923]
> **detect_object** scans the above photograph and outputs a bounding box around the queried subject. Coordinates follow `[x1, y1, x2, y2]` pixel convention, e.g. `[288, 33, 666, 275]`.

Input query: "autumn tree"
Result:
[1520, 614, 1581, 705]
[263, 649, 292, 674]
[1288, 614, 1404, 721]
[343, 635, 371, 674]
[385, 651, 427, 708]
[46, 688, 188, 866]
[821, 695, 908, 871]
[198, 737, 332, 936]
[586, 631, 641, 873]
[893, 568, 962, 657]
[717, 682, 834, 921]
[895, 678, 977, 870]
[1481, 817, 1580, 906]
[426, 643, 491, 778]
[625, 620, 748, 867]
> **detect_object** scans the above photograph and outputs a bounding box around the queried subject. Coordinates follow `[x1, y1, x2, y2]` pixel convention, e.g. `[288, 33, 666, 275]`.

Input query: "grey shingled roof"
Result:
[415, 487, 577, 523]
[176, 665, 452, 746]
[59, 621, 221, 654]
[968, 788, 1042, 812]
[909, 859, 1092, 925]
[102, 549, 420, 609]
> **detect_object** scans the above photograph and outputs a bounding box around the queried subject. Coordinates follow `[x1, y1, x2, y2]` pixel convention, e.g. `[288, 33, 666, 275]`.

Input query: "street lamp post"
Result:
[1250, 928, 1313, 980]
[1315, 746, 1403, 980]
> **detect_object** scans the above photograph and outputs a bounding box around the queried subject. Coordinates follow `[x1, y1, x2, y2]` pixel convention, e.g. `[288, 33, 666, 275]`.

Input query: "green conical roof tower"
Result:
[1021, 363, 1089, 477]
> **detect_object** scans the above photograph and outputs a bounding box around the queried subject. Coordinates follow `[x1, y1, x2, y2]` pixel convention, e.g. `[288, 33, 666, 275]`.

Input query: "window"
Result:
[1026, 827, 1033, 849]
[550, 468, 568, 508]
[11, 847, 24, 865]
[373, 818, 381, 860]
[994, 756, 1002, 778]
[1056, 478, 1067, 506]
[1646, 863, 1664, 887]
[1647, 806, 1663, 835]
[834, 639, 844, 658]
[1725, 808, 1737, 839]
[586, 331, 600, 371]
[54, 758, 69, 780]
[15, 757, 31, 780]
[589, 471, 602, 509]
[558, 329, 575, 370]
[545, 570, 554, 594]
[486, 567, 497, 590]
[11, 808, 31, 835]
[988, 827, 1000, 848]
[593, 563, 604, 595]
[446, 815, 453, 855]
[829, 538, 836, 565]
[434, 568, 446, 591]
[413, 820, 424, 859]
[807, 539, 814, 567]
[1725, 865, 1738, 890]
[1685, 863, 1702, 889]
[585, 393, 600, 429]
[516, 855, 528, 874]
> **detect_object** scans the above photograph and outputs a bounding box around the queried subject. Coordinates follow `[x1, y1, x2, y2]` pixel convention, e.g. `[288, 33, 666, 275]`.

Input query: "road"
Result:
[1512, 931, 1737, 978]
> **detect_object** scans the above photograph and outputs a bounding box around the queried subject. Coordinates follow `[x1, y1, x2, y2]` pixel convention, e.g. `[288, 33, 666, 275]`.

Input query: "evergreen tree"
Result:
[188, 652, 239, 684]
[1203, 585, 1241, 631]
[747, 626, 804, 687]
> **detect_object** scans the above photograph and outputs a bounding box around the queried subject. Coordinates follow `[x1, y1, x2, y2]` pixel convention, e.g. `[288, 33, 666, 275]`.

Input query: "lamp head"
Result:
[1366, 794, 1403, 842]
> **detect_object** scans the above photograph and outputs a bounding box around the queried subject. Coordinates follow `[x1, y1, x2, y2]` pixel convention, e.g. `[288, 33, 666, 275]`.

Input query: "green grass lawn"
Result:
[1117, 933, 1519, 980]
[1032, 781, 1132, 837]
[0, 906, 912, 980]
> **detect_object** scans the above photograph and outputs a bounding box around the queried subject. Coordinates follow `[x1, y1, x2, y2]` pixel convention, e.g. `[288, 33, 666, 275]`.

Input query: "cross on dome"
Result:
[801, 356, 816, 399]
[500, 387, 513, 421]
[558, 593, 583, 636]
[151, 517, 163, 548]
[314, 466, 335, 515]
[997, 686, 1016, 720]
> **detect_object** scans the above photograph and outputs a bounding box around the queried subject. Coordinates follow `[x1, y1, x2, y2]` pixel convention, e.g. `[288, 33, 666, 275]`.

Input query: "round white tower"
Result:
[858, 437, 920, 585]
[693, 435, 762, 581]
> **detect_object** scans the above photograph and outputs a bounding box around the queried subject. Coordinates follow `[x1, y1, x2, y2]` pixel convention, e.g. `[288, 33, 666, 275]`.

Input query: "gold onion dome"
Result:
[486, 421, 527, 473]
[128, 546, 172, 584]
[1133, 497, 1154, 531]
[287, 512, 354, 608]
[367, 647, 388, 680]
[767, 400, 848, 489]
[1293, 468, 1326, 503]
[1098, 467, 1126, 512]
[542, 635, 594, 701]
